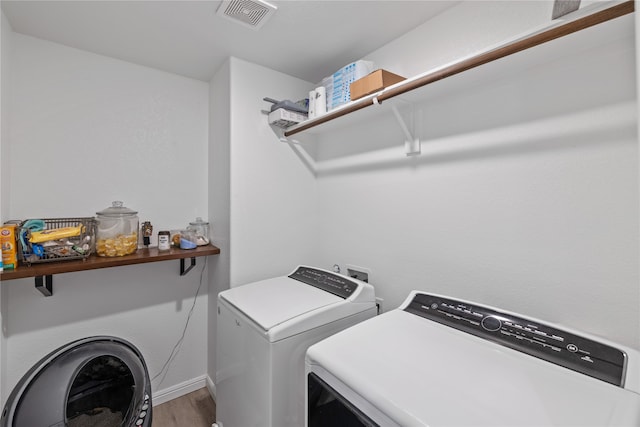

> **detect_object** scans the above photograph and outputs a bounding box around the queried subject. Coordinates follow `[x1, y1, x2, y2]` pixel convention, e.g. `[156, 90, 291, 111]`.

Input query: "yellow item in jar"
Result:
[29, 225, 84, 243]
[96, 231, 138, 257]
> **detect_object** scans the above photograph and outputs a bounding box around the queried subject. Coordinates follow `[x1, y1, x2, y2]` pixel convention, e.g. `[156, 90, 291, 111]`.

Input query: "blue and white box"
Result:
[322, 60, 374, 111]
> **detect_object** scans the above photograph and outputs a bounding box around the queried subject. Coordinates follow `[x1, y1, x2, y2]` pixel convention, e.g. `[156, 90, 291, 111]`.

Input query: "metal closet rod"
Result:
[284, 0, 634, 138]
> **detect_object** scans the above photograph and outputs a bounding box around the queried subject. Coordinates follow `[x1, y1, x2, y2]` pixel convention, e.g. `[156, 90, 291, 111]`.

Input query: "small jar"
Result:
[95, 201, 139, 257]
[158, 231, 171, 251]
[170, 230, 182, 247]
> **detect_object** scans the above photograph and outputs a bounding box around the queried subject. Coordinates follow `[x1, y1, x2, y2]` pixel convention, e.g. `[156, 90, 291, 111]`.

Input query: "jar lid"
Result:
[189, 217, 209, 226]
[96, 201, 138, 217]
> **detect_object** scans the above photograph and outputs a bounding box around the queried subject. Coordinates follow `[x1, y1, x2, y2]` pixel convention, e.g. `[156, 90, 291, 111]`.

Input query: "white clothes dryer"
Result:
[214, 265, 376, 427]
[306, 291, 640, 426]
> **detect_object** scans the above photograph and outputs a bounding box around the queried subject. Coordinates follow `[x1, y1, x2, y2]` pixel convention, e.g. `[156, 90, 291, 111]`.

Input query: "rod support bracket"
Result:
[391, 104, 421, 156]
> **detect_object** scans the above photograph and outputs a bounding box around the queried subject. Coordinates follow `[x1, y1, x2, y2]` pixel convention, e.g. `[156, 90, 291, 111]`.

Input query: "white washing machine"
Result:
[306, 291, 640, 426]
[214, 265, 377, 427]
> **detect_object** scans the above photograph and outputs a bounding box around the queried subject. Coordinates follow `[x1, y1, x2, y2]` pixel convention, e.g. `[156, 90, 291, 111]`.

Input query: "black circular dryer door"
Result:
[1, 336, 152, 427]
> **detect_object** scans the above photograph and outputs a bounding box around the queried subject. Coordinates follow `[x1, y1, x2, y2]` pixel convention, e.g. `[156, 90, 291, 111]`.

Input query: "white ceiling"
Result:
[1, 0, 459, 83]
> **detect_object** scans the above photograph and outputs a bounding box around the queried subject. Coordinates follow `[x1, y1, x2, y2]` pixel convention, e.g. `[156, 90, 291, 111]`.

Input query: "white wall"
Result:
[1, 10, 11, 223]
[2, 33, 211, 402]
[207, 58, 231, 394]
[227, 57, 319, 287]
[312, 3, 639, 349]
[366, 0, 554, 80]
[0, 9, 13, 406]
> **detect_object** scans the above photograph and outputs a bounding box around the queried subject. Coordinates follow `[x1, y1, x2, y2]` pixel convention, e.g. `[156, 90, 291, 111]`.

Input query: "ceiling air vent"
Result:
[216, 0, 277, 30]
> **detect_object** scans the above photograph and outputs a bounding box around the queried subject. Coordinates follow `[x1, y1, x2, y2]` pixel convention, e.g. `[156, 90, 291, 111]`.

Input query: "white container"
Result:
[268, 108, 307, 128]
[308, 89, 317, 119]
[315, 86, 327, 116]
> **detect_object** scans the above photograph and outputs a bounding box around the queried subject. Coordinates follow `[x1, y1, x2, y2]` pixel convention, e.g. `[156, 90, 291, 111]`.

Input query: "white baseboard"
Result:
[206, 375, 216, 402]
[152, 375, 208, 406]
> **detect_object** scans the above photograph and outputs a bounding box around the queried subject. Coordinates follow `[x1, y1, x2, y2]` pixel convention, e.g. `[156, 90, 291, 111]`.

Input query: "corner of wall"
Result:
[207, 58, 231, 386]
[0, 8, 13, 406]
[1, 9, 13, 223]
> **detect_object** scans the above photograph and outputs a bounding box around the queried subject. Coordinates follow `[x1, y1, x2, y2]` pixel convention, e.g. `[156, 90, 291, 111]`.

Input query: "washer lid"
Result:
[306, 309, 640, 426]
[219, 275, 344, 331]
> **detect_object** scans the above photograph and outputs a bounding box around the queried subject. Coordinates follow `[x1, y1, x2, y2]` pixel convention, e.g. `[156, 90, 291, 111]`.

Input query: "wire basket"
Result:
[17, 217, 96, 265]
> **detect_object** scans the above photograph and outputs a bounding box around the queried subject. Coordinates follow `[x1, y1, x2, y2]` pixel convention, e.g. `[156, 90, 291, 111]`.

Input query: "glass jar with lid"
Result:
[187, 217, 210, 246]
[95, 201, 139, 257]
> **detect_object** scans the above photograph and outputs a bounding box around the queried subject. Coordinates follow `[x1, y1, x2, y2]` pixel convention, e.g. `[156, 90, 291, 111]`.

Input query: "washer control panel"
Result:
[404, 293, 627, 386]
[289, 266, 358, 299]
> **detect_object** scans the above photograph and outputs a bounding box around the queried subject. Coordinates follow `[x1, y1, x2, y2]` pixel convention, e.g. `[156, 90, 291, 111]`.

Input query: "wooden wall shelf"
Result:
[0, 244, 221, 296]
[281, 0, 634, 140]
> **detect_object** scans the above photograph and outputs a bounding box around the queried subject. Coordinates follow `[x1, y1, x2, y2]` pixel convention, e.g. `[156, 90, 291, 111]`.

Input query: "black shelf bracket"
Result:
[35, 275, 53, 297]
[180, 257, 197, 276]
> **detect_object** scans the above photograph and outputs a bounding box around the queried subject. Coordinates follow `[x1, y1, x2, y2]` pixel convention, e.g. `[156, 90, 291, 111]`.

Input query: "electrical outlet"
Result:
[375, 297, 384, 315]
[346, 264, 371, 283]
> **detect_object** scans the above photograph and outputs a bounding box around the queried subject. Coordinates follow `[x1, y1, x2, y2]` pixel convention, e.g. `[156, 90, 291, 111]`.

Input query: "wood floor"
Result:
[152, 388, 216, 427]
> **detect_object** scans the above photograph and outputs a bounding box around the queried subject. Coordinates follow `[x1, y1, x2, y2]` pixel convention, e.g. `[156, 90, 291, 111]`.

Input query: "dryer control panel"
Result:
[404, 293, 627, 387]
[289, 266, 358, 299]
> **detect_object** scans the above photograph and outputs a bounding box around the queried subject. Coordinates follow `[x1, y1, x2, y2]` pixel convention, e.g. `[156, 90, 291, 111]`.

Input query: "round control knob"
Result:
[481, 315, 502, 332]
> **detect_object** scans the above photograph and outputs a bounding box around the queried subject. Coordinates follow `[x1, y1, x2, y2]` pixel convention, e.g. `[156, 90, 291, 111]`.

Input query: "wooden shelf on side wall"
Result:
[0, 244, 221, 296]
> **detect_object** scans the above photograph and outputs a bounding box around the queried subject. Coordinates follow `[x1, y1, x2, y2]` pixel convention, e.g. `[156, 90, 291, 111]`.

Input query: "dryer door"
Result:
[307, 372, 378, 427]
[1, 336, 152, 427]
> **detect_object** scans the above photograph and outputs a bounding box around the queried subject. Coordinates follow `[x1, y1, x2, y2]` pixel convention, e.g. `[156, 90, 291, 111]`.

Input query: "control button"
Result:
[136, 419, 144, 426]
[581, 355, 594, 363]
[139, 411, 147, 418]
[481, 316, 502, 332]
[142, 404, 149, 410]
[567, 344, 578, 352]
[431, 303, 438, 309]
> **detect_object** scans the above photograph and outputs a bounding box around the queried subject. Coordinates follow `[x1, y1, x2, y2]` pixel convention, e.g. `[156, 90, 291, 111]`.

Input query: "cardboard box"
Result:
[349, 69, 406, 101]
[1, 224, 18, 269]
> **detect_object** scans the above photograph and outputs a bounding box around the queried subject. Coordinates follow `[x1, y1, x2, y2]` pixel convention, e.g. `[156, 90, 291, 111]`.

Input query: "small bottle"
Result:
[158, 231, 171, 251]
